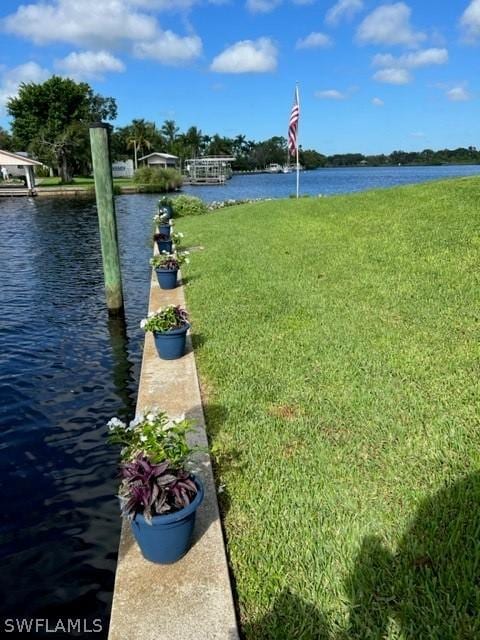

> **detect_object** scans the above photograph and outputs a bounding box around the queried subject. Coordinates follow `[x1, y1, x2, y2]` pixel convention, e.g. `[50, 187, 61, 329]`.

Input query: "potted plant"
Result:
[141, 305, 190, 360]
[154, 232, 173, 253]
[150, 251, 189, 290]
[107, 410, 204, 564]
[153, 211, 171, 237]
[158, 196, 173, 219]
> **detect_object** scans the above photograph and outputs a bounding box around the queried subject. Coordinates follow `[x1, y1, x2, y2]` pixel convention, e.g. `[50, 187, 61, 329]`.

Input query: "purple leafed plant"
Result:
[119, 455, 197, 523]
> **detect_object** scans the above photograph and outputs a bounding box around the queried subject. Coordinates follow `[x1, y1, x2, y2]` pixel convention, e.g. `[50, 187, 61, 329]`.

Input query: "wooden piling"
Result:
[89, 122, 124, 313]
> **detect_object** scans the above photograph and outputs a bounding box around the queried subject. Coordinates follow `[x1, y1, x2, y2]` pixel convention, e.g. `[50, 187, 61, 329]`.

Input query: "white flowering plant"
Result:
[140, 305, 189, 334]
[150, 251, 189, 271]
[172, 231, 184, 247]
[107, 409, 197, 465]
[157, 196, 173, 209]
[153, 211, 170, 225]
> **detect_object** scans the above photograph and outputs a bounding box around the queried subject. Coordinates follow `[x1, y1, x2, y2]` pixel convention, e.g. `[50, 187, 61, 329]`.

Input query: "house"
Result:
[0, 150, 43, 195]
[138, 152, 179, 169]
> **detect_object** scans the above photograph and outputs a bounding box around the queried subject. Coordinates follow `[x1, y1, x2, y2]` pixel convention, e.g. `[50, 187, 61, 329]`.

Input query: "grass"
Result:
[178, 177, 480, 639]
[37, 177, 135, 188]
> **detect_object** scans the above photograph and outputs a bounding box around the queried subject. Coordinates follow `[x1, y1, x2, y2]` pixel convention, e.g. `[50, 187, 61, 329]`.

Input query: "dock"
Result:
[107, 245, 239, 640]
[0, 187, 36, 196]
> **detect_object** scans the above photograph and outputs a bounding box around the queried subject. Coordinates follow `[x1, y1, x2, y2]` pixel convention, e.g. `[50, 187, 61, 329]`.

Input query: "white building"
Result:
[0, 150, 42, 194]
[138, 152, 179, 169]
[112, 159, 134, 178]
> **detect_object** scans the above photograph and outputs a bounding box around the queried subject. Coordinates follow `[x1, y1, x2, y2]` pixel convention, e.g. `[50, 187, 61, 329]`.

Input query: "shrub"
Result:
[35, 165, 50, 178]
[171, 194, 208, 217]
[133, 166, 182, 193]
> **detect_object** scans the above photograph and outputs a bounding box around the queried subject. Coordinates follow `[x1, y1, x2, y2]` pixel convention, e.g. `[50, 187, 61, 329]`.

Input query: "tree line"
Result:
[2, 76, 479, 184]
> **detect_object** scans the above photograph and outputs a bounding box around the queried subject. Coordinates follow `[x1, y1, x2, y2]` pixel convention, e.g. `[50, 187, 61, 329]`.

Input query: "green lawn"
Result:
[37, 176, 135, 187]
[178, 177, 480, 639]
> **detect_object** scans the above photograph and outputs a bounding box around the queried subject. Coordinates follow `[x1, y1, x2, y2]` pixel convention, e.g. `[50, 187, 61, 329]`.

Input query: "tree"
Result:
[183, 126, 203, 157]
[160, 120, 179, 151]
[0, 127, 13, 151]
[126, 119, 155, 169]
[7, 75, 116, 183]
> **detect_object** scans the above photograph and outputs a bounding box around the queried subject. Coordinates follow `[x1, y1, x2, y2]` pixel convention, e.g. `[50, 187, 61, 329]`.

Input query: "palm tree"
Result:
[127, 119, 154, 169]
[160, 120, 179, 152]
[184, 126, 203, 157]
[233, 134, 247, 157]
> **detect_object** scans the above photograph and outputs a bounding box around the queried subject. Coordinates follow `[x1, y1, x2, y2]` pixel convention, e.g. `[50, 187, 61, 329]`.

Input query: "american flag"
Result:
[288, 86, 300, 156]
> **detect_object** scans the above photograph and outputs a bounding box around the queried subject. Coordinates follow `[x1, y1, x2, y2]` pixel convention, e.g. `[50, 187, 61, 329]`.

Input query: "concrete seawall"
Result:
[108, 250, 239, 639]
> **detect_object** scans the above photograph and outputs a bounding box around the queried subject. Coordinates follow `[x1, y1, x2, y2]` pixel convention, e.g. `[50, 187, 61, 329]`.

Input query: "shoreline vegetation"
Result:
[2, 76, 480, 183]
[178, 176, 479, 638]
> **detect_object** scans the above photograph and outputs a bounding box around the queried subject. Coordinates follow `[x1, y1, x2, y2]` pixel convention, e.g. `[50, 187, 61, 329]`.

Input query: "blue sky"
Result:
[0, 0, 479, 155]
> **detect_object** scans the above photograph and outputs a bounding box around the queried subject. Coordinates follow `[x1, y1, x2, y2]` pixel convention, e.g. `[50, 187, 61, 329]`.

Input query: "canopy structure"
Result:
[184, 156, 236, 184]
[0, 150, 43, 194]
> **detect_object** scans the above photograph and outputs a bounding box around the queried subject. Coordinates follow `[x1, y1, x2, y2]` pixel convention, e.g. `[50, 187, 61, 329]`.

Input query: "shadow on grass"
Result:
[190, 332, 206, 350]
[240, 473, 480, 639]
[243, 589, 331, 640]
[345, 471, 480, 639]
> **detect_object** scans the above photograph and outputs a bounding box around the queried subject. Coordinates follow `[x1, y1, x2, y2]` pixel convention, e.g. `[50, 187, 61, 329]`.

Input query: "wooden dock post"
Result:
[89, 122, 124, 314]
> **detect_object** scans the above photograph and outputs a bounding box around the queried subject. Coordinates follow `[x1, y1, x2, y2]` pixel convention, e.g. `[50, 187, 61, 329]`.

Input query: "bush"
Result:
[171, 194, 208, 217]
[35, 165, 50, 178]
[133, 166, 182, 192]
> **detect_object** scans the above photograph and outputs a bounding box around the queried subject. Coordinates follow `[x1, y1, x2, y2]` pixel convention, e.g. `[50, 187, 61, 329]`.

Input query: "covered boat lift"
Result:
[183, 155, 235, 185]
[0, 150, 42, 196]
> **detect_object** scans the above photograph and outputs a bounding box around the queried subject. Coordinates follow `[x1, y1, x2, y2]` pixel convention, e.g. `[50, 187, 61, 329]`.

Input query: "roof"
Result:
[0, 150, 42, 166]
[186, 156, 236, 163]
[138, 152, 178, 161]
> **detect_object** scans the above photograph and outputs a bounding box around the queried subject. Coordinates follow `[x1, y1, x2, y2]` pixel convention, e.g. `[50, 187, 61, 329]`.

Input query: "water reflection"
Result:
[107, 313, 136, 419]
[0, 195, 153, 638]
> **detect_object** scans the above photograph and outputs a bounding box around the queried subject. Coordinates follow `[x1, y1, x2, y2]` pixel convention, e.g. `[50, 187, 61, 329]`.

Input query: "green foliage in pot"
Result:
[150, 251, 189, 271]
[140, 305, 189, 333]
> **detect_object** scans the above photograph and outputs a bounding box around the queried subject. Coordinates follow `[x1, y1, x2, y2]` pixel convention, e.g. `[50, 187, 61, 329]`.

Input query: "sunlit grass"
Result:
[179, 177, 480, 639]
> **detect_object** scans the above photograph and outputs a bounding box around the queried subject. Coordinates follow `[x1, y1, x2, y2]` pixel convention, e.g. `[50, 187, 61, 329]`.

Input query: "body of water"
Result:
[183, 164, 480, 202]
[0, 194, 160, 638]
[1, 164, 479, 636]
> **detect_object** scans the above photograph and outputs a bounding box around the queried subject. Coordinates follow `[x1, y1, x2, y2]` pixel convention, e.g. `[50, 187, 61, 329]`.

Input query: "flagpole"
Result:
[295, 84, 300, 199]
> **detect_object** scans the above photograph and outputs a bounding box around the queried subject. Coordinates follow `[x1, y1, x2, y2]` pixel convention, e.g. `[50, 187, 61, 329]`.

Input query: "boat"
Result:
[266, 163, 283, 173]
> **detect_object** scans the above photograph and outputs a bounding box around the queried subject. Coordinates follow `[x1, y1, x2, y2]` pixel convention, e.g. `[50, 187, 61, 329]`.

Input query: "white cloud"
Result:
[246, 0, 281, 13]
[446, 86, 471, 102]
[55, 50, 125, 80]
[357, 2, 425, 47]
[460, 0, 480, 41]
[134, 32, 202, 64]
[3, 1, 204, 68]
[2, 0, 157, 48]
[129, 0, 202, 8]
[296, 32, 332, 49]
[373, 67, 411, 84]
[372, 48, 448, 69]
[325, 0, 364, 26]
[210, 38, 277, 73]
[372, 97, 384, 106]
[314, 89, 347, 99]
[0, 62, 50, 109]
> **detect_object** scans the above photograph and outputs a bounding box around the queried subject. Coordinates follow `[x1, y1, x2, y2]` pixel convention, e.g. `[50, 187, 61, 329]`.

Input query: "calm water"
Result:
[183, 164, 480, 202]
[1, 164, 479, 636]
[0, 194, 159, 638]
